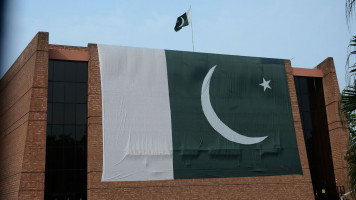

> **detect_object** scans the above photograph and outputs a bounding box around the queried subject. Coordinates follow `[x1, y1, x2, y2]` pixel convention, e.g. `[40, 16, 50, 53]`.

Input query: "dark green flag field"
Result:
[165, 50, 302, 179]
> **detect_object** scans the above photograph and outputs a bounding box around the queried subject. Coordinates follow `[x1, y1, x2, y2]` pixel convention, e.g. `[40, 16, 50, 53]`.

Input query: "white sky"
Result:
[1, 0, 355, 90]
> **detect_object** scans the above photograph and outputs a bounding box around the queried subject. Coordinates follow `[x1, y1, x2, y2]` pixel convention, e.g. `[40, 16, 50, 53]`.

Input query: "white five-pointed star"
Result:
[259, 78, 271, 91]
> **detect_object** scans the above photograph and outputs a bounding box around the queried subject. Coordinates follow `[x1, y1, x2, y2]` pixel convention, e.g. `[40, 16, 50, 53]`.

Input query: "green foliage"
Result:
[344, 1, 356, 194]
[345, 135, 356, 191]
[342, 34, 356, 194]
[341, 84, 356, 191]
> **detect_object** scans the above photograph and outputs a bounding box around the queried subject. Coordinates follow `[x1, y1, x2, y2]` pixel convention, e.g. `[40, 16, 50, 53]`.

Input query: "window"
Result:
[294, 77, 337, 200]
[45, 60, 88, 200]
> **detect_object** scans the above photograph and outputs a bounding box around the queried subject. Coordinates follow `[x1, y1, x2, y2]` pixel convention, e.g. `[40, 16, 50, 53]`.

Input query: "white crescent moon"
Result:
[201, 65, 268, 145]
[178, 17, 185, 28]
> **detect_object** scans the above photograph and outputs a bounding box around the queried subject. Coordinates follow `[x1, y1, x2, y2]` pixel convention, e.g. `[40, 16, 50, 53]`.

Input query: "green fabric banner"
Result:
[165, 50, 302, 179]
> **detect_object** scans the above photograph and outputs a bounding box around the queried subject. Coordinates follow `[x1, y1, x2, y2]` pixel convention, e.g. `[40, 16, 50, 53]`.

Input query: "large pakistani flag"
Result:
[98, 45, 302, 182]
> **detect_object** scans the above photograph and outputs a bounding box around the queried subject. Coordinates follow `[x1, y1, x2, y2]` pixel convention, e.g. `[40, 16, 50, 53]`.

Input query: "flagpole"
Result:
[190, 5, 195, 52]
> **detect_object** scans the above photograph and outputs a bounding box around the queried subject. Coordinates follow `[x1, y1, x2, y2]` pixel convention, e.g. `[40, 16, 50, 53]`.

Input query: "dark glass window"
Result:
[53, 61, 65, 82]
[52, 103, 65, 124]
[294, 77, 337, 200]
[45, 60, 87, 200]
[64, 104, 76, 124]
[65, 83, 77, 103]
[76, 83, 88, 103]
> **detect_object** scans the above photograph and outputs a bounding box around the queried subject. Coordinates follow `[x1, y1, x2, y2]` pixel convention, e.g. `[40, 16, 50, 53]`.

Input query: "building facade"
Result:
[0, 32, 349, 199]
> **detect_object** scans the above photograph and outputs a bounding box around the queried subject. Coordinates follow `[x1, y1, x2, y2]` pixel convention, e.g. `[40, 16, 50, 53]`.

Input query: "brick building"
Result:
[0, 32, 349, 199]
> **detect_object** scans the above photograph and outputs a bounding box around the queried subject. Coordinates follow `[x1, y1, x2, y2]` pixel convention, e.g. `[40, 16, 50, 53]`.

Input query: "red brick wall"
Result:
[0, 32, 48, 200]
[316, 58, 349, 191]
[86, 44, 315, 200]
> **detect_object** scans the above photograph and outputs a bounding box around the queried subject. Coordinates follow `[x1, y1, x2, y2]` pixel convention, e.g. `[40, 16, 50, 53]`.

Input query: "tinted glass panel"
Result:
[53, 61, 65, 81]
[294, 77, 337, 200]
[48, 82, 53, 102]
[65, 83, 77, 103]
[64, 104, 76, 124]
[76, 146, 87, 169]
[63, 125, 76, 144]
[76, 63, 88, 83]
[63, 147, 76, 169]
[76, 83, 87, 103]
[53, 82, 65, 102]
[65, 64, 76, 82]
[48, 60, 54, 81]
[76, 104, 87, 125]
[47, 104, 52, 124]
[76, 125, 87, 144]
[52, 125, 63, 146]
[45, 60, 88, 200]
[52, 103, 65, 124]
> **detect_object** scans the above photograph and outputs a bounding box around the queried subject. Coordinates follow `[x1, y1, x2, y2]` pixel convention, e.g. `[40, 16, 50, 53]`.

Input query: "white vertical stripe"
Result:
[98, 45, 173, 181]
[186, 8, 192, 24]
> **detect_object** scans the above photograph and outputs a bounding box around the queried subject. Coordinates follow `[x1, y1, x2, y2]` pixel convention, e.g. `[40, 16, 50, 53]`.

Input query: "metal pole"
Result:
[190, 5, 195, 52]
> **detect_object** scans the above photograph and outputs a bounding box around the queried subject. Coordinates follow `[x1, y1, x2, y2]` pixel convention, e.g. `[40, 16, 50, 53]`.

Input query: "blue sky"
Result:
[1, 0, 355, 90]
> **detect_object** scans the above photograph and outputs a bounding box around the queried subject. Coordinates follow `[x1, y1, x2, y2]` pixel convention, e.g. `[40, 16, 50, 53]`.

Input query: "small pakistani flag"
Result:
[174, 8, 191, 32]
[98, 44, 302, 182]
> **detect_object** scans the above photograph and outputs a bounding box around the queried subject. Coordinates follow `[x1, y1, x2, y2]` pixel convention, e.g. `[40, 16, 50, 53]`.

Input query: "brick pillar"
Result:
[19, 32, 49, 200]
[87, 44, 103, 200]
[316, 57, 349, 191]
[0, 32, 49, 200]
